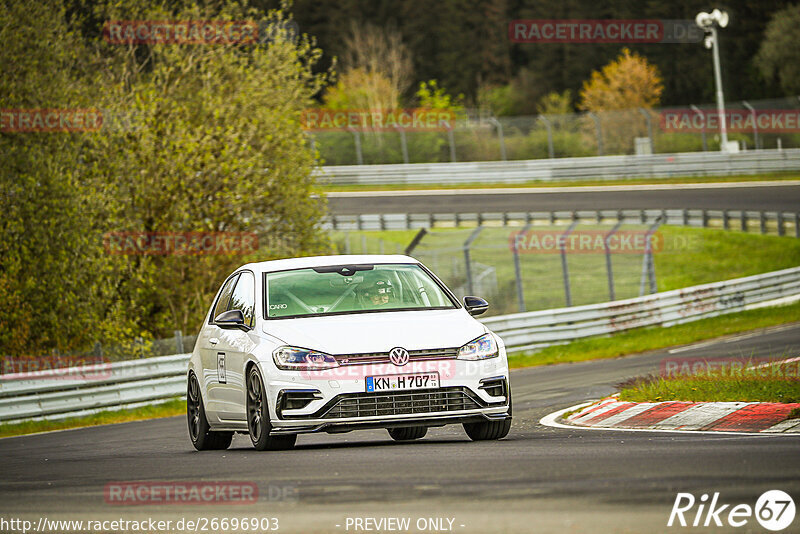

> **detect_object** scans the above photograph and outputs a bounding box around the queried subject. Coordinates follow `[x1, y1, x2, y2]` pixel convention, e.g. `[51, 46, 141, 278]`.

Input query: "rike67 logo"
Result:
[668, 490, 795, 531]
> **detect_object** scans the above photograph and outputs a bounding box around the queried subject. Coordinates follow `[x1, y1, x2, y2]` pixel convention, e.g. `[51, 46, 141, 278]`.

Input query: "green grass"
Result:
[508, 302, 800, 368]
[618, 376, 800, 403]
[655, 227, 800, 291]
[0, 398, 185, 439]
[321, 171, 800, 192]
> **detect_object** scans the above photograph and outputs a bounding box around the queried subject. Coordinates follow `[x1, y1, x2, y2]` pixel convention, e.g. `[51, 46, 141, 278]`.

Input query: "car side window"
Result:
[212, 274, 240, 322]
[228, 271, 256, 328]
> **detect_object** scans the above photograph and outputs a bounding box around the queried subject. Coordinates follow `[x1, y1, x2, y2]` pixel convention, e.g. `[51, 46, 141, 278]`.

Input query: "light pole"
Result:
[695, 9, 730, 152]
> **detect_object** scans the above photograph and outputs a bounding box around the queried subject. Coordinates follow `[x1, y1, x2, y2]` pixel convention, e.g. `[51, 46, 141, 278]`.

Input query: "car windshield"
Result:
[265, 263, 457, 318]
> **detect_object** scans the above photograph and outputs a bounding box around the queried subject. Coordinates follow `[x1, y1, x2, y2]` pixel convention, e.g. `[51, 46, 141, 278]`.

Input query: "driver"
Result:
[358, 276, 396, 308]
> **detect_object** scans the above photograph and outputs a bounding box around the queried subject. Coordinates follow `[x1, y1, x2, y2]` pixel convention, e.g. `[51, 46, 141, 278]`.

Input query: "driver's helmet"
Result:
[358, 275, 395, 306]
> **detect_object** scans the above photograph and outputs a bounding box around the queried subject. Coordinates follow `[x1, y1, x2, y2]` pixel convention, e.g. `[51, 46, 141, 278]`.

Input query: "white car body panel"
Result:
[188, 254, 512, 436]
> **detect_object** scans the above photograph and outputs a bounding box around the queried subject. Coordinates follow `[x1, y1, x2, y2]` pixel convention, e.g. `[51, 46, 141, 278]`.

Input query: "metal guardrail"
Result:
[317, 149, 800, 186]
[0, 354, 190, 422]
[325, 209, 800, 237]
[2, 266, 799, 423]
[483, 266, 800, 352]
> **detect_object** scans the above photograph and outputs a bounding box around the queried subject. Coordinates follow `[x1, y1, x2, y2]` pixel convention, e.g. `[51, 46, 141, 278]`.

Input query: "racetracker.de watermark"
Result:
[104, 482, 263, 505]
[509, 20, 703, 43]
[300, 109, 456, 132]
[103, 232, 259, 256]
[102, 20, 298, 45]
[1, 109, 140, 133]
[661, 109, 800, 133]
[660, 357, 800, 381]
[509, 229, 664, 254]
[1, 355, 110, 381]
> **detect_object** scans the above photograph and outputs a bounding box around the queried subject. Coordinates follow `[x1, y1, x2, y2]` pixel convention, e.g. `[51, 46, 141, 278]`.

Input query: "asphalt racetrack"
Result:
[2, 324, 798, 533]
[327, 181, 800, 215]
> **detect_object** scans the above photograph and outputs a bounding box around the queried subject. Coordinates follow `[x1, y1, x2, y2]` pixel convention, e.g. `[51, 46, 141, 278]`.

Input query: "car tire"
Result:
[387, 426, 428, 441]
[187, 372, 233, 451]
[247, 366, 297, 451]
[463, 392, 512, 441]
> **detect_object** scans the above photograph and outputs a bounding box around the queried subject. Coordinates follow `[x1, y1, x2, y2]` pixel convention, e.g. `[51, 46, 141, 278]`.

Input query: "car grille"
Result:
[334, 347, 459, 366]
[319, 387, 482, 419]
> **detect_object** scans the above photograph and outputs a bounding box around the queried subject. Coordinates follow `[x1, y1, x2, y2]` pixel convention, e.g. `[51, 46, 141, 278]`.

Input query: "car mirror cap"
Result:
[463, 296, 489, 316]
[214, 309, 250, 329]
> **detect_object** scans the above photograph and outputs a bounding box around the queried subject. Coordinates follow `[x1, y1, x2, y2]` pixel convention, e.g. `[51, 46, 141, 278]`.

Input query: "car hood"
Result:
[261, 308, 486, 354]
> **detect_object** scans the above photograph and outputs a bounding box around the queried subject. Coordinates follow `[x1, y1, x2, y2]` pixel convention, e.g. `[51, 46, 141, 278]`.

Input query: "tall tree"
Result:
[756, 3, 800, 95]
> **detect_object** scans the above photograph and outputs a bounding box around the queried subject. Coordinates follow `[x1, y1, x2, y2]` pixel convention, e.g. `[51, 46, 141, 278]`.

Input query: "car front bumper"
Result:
[265, 357, 511, 435]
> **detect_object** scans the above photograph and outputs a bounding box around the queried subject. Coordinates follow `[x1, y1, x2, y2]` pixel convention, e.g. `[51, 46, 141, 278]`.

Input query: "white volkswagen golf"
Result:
[187, 255, 512, 451]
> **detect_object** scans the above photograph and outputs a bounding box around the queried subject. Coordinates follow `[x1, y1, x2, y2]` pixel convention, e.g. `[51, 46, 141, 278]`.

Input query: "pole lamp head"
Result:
[696, 9, 729, 29]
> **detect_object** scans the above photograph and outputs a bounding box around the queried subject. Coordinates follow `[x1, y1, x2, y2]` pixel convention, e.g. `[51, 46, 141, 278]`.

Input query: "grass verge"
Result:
[0, 398, 185, 439]
[508, 302, 800, 368]
[321, 172, 800, 192]
[617, 375, 800, 403]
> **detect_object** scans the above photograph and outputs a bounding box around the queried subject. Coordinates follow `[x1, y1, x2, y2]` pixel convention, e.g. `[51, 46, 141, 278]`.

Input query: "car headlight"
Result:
[457, 333, 499, 360]
[273, 346, 339, 371]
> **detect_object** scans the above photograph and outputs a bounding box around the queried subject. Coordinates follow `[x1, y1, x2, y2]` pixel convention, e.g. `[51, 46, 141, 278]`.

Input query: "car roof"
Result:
[239, 254, 421, 274]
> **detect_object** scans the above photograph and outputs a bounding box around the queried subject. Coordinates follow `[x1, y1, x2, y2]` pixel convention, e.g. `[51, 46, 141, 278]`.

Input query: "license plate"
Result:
[366, 373, 439, 392]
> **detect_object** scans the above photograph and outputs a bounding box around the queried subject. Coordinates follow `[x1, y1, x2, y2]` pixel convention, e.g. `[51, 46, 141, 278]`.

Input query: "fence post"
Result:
[396, 126, 409, 164]
[588, 112, 604, 156]
[350, 128, 363, 165]
[404, 228, 428, 256]
[463, 227, 484, 295]
[488, 117, 507, 161]
[742, 100, 759, 149]
[512, 223, 531, 312]
[640, 218, 663, 295]
[723, 209, 730, 230]
[741, 211, 747, 232]
[604, 221, 623, 301]
[690, 105, 707, 151]
[778, 212, 785, 237]
[796, 213, 800, 238]
[538, 115, 555, 158]
[760, 212, 767, 235]
[560, 221, 579, 307]
[639, 108, 654, 152]
[174, 330, 183, 354]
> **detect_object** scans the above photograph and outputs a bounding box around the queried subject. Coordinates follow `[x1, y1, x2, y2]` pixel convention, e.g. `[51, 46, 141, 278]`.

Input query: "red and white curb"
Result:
[540, 397, 800, 435]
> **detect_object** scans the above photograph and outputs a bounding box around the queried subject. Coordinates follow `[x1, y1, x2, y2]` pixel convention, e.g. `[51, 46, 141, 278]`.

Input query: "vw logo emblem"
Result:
[389, 347, 409, 366]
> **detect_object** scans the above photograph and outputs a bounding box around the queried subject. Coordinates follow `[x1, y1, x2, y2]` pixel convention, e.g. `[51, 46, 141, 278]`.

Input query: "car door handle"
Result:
[209, 338, 219, 345]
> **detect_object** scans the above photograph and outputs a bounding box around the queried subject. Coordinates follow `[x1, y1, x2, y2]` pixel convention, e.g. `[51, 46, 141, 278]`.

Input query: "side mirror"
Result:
[463, 296, 489, 316]
[214, 309, 250, 330]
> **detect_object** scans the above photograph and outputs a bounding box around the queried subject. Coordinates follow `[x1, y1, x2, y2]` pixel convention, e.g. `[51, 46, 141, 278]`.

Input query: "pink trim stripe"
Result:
[618, 402, 695, 428]
[706, 402, 800, 432]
